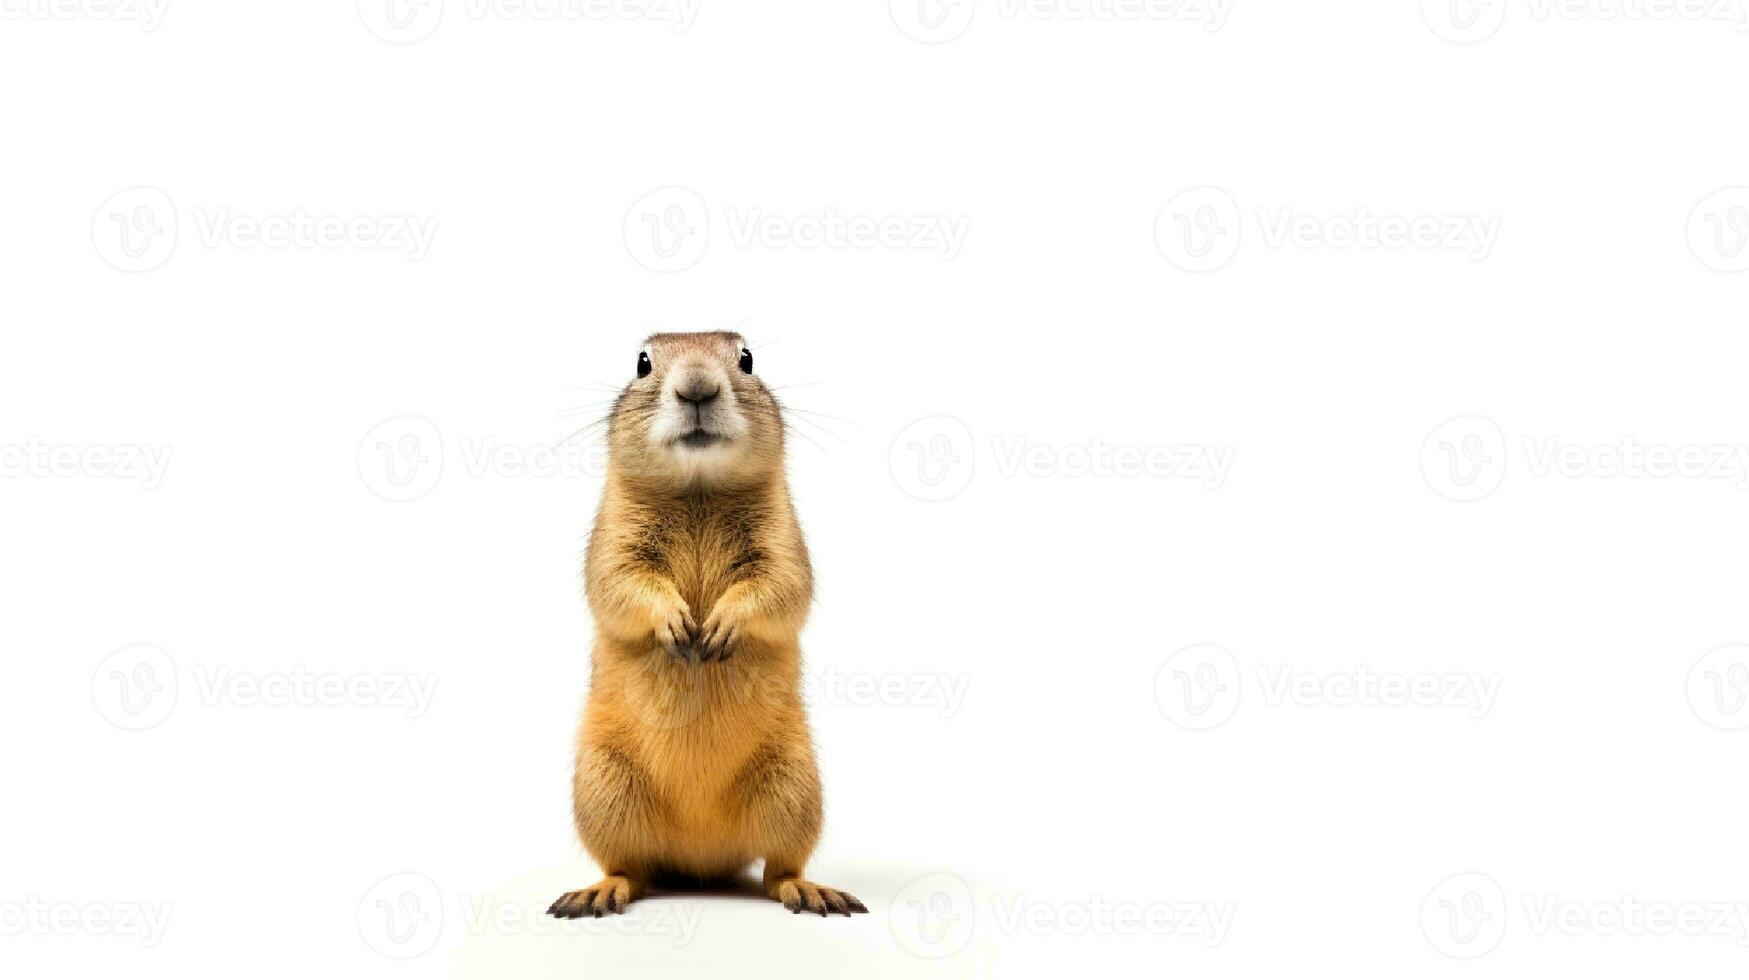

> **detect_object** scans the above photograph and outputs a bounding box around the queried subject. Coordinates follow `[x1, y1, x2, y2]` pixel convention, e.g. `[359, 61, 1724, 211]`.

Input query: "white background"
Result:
[4, 0, 1749, 977]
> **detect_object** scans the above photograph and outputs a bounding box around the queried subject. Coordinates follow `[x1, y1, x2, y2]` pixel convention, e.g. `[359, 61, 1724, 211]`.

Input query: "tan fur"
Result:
[549, 332, 864, 920]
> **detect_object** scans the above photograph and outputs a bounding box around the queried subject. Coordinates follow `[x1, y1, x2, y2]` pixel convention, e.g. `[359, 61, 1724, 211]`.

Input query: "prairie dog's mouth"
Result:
[677, 429, 725, 449]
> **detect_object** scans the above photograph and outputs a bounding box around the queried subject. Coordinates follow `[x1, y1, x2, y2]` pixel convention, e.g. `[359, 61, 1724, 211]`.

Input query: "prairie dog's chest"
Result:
[649, 504, 761, 608]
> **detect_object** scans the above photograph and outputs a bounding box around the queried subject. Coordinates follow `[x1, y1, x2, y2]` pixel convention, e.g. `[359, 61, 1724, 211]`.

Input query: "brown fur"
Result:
[549, 332, 864, 919]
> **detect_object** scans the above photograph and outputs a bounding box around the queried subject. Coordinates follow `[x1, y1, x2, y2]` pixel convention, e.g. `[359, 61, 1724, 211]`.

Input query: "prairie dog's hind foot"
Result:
[548, 875, 642, 918]
[767, 876, 867, 917]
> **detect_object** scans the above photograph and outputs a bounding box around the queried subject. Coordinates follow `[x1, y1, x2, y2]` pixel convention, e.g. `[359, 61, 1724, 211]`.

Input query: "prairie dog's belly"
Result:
[587, 646, 788, 816]
[580, 662, 777, 874]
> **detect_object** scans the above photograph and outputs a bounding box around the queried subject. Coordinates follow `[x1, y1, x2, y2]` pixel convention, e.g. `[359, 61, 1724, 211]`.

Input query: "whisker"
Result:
[790, 424, 845, 448]
[780, 405, 854, 426]
[558, 400, 618, 419]
[781, 419, 828, 454]
[558, 416, 612, 448]
[781, 409, 847, 444]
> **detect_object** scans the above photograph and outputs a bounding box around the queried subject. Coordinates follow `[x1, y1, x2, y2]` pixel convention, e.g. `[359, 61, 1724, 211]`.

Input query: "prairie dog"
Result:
[549, 332, 865, 919]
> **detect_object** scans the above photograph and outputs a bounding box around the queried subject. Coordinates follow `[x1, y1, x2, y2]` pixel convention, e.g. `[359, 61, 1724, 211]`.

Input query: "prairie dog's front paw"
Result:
[654, 597, 698, 661]
[696, 604, 744, 662]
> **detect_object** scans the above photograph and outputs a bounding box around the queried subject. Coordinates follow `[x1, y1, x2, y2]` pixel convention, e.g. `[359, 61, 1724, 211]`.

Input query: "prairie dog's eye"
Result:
[637, 351, 652, 378]
[739, 348, 753, 374]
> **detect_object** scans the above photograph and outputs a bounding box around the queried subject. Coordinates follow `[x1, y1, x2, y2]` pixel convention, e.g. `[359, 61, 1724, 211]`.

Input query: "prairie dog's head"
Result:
[607, 331, 783, 489]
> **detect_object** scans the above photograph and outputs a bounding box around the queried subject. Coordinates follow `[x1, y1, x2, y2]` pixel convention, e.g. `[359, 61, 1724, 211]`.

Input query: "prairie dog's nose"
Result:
[673, 373, 721, 406]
